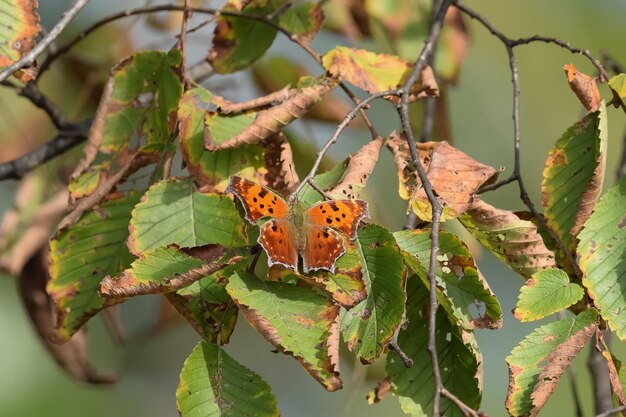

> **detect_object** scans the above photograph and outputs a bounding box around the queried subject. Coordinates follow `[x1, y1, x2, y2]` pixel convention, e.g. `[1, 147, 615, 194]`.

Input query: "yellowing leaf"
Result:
[322, 46, 438, 99]
[609, 73, 626, 98]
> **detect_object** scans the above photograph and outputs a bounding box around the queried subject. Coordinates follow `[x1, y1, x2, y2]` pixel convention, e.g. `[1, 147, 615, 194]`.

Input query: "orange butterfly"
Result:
[227, 176, 369, 273]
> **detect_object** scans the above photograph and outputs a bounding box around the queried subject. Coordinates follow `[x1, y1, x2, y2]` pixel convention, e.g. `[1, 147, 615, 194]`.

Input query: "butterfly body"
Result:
[227, 176, 369, 273]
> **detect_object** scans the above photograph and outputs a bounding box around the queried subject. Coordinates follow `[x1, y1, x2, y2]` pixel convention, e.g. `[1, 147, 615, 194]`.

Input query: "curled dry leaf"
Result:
[0, 0, 41, 81]
[596, 331, 626, 407]
[563, 64, 601, 112]
[262, 132, 299, 193]
[204, 79, 335, 151]
[328, 136, 383, 200]
[366, 378, 392, 404]
[387, 132, 498, 221]
[322, 46, 438, 101]
[19, 248, 117, 384]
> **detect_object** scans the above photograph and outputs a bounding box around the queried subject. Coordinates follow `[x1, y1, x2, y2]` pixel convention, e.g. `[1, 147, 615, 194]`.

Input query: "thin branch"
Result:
[0, 0, 90, 82]
[397, 1, 453, 416]
[388, 275, 412, 368]
[596, 405, 626, 417]
[457, 1, 583, 279]
[441, 388, 480, 417]
[1, 80, 70, 130]
[306, 179, 332, 201]
[291, 89, 401, 199]
[0, 120, 90, 181]
[177, 0, 192, 89]
[477, 172, 517, 193]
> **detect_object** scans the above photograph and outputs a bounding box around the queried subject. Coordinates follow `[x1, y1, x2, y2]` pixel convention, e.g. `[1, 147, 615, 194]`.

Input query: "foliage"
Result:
[0, 1, 625, 417]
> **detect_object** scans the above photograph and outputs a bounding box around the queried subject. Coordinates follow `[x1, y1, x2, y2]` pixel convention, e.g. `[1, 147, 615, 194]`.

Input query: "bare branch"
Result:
[0, 0, 90, 82]
[397, 1, 453, 416]
[596, 405, 626, 417]
[0, 120, 90, 181]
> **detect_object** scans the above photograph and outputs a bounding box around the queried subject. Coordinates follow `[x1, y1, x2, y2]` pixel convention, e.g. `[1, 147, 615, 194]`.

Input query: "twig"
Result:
[306, 179, 332, 201]
[0, 80, 70, 130]
[456, 1, 583, 279]
[291, 89, 401, 200]
[177, 0, 192, 89]
[0, 0, 90, 82]
[440, 388, 480, 417]
[596, 405, 626, 417]
[397, 1, 453, 416]
[0, 120, 90, 180]
[388, 274, 412, 368]
[477, 173, 517, 193]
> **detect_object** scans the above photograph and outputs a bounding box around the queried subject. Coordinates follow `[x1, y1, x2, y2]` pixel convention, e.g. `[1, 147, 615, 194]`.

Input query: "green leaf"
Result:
[387, 277, 481, 417]
[98, 245, 245, 298]
[47, 193, 139, 341]
[100, 50, 183, 152]
[506, 309, 598, 417]
[609, 73, 626, 99]
[460, 199, 556, 279]
[226, 270, 342, 391]
[177, 341, 279, 417]
[172, 262, 245, 344]
[128, 178, 247, 255]
[0, 0, 40, 69]
[394, 229, 502, 330]
[579, 176, 626, 340]
[541, 102, 607, 251]
[208, 2, 278, 73]
[341, 224, 405, 363]
[278, 2, 324, 44]
[513, 268, 584, 322]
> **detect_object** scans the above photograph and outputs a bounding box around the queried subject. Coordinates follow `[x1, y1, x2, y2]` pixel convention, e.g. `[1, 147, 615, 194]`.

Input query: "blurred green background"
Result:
[1, 1, 625, 416]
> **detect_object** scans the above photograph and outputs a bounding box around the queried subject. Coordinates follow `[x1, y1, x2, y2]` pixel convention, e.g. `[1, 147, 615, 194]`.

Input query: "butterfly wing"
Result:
[305, 200, 369, 239]
[227, 176, 289, 224]
[259, 219, 298, 270]
[302, 225, 345, 273]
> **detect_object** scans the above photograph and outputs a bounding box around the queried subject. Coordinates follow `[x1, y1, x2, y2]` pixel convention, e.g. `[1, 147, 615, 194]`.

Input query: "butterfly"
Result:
[227, 176, 369, 274]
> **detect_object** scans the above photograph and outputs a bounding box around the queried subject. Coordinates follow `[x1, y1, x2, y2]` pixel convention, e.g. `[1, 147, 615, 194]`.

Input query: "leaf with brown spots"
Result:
[47, 192, 140, 341]
[394, 229, 502, 330]
[388, 132, 498, 221]
[0, 0, 40, 81]
[460, 199, 556, 279]
[328, 136, 383, 200]
[226, 270, 342, 391]
[322, 46, 438, 101]
[579, 175, 626, 342]
[563, 64, 601, 112]
[541, 102, 607, 252]
[341, 224, 405, 363]
[204, 77, 335, 151]
[505, 309, 598, 417]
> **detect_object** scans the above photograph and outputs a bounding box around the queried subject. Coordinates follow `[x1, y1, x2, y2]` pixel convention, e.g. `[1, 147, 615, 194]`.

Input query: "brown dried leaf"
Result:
[366, 378, 391, 404]
[328, 136, 383, 199]
[18, 248, 116, 384]
[387, 132, 498, 221]
[564, 64, 601, 112]
[529, 324, 597, 416]
[204, 79, 335, 151]
[597, 332, 626, 407]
